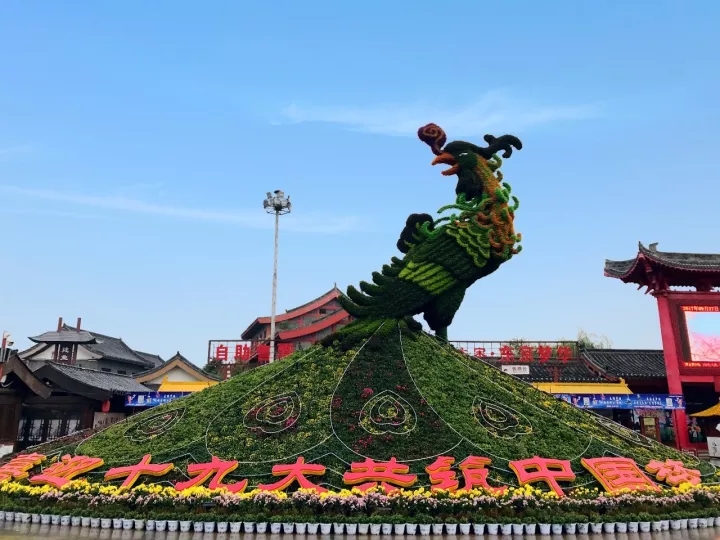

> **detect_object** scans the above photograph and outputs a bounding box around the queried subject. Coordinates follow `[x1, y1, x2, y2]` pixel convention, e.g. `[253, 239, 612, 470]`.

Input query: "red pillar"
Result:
[655, 294, 689, 450]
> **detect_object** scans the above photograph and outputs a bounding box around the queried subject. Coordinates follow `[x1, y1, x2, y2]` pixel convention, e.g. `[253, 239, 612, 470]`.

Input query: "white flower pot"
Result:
[501, 523, 513, 535]
[628, 521, 639, 532]
[39, 514, 50, 525]
[347, 523, 358, 535]
[112, 518, 122, 529]
[243, 521, 254, 532]
[193, 521, 205, 532]
[4, 512, 14, 522]
[689, 518, 699, 529]
[551, 523, 563, 534]
[231, 522, 243, 533]
[334, 522, 345, 534]
[661, 520, 669, 530]
[122, 519, 133, 530]
[134, 519, 144, 530]
[179, 520, 191, 532]
[699, 518, 708, 528]
[591, 523, 603, 533]
[670, 520, 681, 530]
[472, 523, 485, 535]
[680, 519, 688, 529]
[486, 523, 499, 535]
[283, 523, 294, 533]
[382, 523, 393, 534]
[432, 523, 444, 535]
[565, 522, 576, 534]
[708, 517, 715, 526]
[358, 523, 369, 534]
[203, 521, 215, 532]
[320, 523, 332, 534]
[145, 520, 155, 531]
[616, 522, 627, 532]
[308, 523, 319, 534]
[652, 521, 662, 531]
[639, 521, 651, 532]
[71, 516, 81, 527]
[395, 523, 406, 534]
[295, 522, 307, 534]
[100, 518, 112, 529]
[459, 523, 470, 535]
[256, 522, 267, 533]
[32, 514, 41, 524]
[217, 522, 228, 533]
[167, 520, 178, 531]
[156, 520, 168, 531]
[511, 524, 523, 535]
[80, 516, 90, 527]
[14, 513, 23, 522]
[0, 511, 4, 521]
[21, 513, 32, 524]
[603, 522, 615, 533]
[577, 523, 588, 534]
[539, 523, 551, 535]
[419, 524, 431, 535]
[406, 523, 417, 535]
[51, 515, 61, 525]
[90, 518, 100, 528]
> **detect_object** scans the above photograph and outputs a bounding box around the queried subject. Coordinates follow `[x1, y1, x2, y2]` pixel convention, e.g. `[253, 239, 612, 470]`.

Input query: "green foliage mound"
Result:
[67, 319, 709, 490]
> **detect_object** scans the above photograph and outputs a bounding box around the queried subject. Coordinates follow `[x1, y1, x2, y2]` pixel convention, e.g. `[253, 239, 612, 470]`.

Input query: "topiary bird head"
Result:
[418, 124, 522, 200]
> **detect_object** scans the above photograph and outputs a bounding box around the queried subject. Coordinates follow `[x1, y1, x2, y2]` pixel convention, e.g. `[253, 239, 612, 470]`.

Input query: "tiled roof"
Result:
[34, 362, 151, 395]
[479, 356, 611, 383]
[241, 286, 343, 339]
[134, 351, 164, 368]
[60, 324, 155, 368]
[29, 330, 96, 344]
[582, 348, 666, 379]
[605, 242, 720, 287]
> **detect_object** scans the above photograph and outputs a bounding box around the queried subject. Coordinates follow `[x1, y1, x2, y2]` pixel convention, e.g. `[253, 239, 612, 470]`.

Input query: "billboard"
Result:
[680, 305, 720, 368]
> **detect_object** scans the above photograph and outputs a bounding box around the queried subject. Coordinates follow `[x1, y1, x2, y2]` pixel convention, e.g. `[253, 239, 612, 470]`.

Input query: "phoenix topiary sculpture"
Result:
[340, 123, 523, 340]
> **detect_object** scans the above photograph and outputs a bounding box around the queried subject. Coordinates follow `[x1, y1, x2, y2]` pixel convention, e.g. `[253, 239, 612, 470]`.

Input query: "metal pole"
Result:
[269, 210, 280, 363]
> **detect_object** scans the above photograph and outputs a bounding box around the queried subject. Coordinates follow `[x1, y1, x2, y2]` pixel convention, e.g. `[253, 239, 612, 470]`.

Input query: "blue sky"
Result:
[2, 1, 719, 365]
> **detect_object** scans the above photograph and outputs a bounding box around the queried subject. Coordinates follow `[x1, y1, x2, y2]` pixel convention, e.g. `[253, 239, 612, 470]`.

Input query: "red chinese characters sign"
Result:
[208, 341, 254, 364]
[451, 342, 578, 363]
[2, 453, 705, 494]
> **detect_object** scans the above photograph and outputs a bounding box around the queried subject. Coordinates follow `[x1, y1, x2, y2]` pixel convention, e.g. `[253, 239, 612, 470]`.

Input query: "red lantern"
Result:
[101, 400, 111, 413]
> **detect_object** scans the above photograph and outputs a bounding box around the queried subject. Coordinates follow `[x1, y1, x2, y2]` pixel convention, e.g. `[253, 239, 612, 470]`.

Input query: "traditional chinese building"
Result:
[0, 351, 51, 457]
[605, 242, 720, 452]
[125, 353, 219, 409]
[20, 318, 164, 376]
[209, 286, 353, 371]
[17, 362, 151, 451]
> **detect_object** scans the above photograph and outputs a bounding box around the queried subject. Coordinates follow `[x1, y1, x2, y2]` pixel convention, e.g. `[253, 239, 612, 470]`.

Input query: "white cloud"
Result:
[1, 186, 363, 234]
[276, 91, 600, 137]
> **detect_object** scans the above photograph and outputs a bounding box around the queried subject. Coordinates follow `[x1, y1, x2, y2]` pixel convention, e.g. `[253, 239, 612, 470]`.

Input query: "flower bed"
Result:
[2, 480, 720, 535]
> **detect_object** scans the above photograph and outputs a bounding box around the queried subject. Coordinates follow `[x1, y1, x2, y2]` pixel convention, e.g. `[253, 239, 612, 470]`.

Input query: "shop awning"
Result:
[691, 402, 720, 417]
[532, 380, 632, 395]
[157, 379, 217, 393]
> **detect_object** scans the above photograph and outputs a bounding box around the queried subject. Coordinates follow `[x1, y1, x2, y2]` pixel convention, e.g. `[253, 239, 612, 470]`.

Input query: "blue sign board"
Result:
[125, 392, 191, 407]
[556, 394, 685, 410]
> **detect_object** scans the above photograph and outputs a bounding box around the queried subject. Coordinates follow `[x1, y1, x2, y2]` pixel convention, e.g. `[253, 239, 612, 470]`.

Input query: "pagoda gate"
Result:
[605, 242, 720, 451]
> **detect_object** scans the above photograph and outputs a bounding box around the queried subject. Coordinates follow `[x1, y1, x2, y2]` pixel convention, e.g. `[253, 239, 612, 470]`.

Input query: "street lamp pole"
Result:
[263, 190, 291, 364]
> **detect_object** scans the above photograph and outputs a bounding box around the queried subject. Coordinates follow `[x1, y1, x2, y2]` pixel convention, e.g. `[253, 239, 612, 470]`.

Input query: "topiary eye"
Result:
[459, 152, 468, 157]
